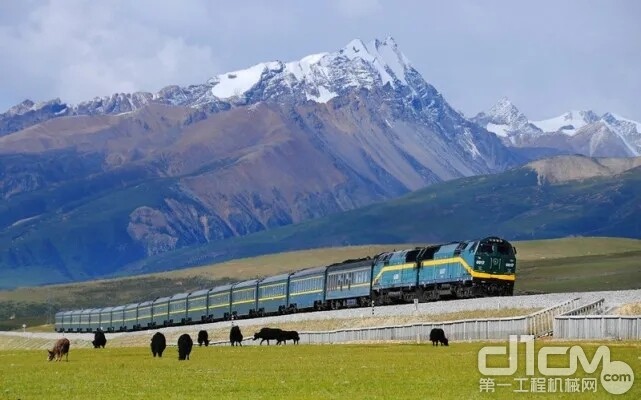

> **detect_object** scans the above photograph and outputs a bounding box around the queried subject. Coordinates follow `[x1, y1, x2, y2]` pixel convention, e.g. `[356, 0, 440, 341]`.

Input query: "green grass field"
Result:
[0, 342, 639, 399]
[1, 237, 641, 330]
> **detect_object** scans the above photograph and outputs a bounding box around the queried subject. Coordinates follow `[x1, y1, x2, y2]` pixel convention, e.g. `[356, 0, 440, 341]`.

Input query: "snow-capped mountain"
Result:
[471, 97, 542, 137]
[1, 37, 446, 135]
[474, 98, 641, 157]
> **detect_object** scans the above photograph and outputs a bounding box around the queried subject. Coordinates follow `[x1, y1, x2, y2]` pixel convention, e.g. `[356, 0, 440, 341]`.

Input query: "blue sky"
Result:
[1, 0, 639, 121]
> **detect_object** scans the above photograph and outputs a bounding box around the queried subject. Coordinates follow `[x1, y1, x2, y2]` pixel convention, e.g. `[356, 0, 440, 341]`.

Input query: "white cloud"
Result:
[0, 0, 220, 105]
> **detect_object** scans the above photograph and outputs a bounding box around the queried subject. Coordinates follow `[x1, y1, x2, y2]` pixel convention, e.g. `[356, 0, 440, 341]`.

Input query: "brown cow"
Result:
[47, 338, 70, 361]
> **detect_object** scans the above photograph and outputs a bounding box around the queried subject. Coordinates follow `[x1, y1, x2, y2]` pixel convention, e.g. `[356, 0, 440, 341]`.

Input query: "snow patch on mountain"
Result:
[211, 62, 282, 99]
[531, 110, 600, 135]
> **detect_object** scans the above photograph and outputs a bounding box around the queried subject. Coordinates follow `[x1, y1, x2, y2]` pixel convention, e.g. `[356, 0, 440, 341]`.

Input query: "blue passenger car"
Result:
[168, 293, 189, 325]
[208, 284, 232, 321]
[325, 258, 373, 309]
[88, 308, 103, 332]
[54, 311, 64, 332]
[123, 303, 139, 331]
[110, 305, 126, 332]
[80, 309, 92, 332]
[136, 300, 153, 330]
[288, 266, 327, 311]
[97, 307, 114, 332]
[257, 273, 290, 316]
[62, 311, 74, 332]
[187, 289, 210, 323]
[231, 279, 259, 318]
[151, 297, 171, 327]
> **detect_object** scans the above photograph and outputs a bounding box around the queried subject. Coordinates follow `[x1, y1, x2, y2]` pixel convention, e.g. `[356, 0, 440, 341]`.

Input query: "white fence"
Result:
[552, 298, 641, 339]
[210, 298, 580, 345]
[554, 313, 641, 340]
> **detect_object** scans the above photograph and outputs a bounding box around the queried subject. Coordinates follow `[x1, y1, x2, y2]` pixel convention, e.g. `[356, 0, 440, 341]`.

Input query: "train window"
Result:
[478, 243, 493, 254]
[497, 243, 512, 255]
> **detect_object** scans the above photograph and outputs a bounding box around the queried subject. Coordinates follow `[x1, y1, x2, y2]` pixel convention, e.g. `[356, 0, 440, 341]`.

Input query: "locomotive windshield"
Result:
[476, 239, 514, 256]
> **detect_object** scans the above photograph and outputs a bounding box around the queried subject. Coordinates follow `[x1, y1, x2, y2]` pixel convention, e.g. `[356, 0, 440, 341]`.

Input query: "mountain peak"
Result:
[531, 109, 600, 135]
[488, 97, 520, 118]
[472, 98, 541, 137]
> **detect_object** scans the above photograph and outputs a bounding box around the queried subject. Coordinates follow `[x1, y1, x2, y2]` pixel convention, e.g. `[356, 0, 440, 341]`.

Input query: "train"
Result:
[54, 236, 517, 333]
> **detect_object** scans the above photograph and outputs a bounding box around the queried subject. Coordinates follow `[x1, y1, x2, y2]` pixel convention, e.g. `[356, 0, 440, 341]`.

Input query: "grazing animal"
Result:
[229, 325, 243, 346]
[277, 330, 300, 345]
[429, 328, 449, 346]
[47, 338, 70, 361]
[92, 330, 107, 348]
[150, 332, 167, 358]
[253, 327, 283, 345]
[197, 330, 209, 347]
[177, 333, 193, 361]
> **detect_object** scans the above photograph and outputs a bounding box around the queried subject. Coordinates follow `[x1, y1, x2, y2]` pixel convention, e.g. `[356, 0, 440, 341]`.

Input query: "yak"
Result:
[253, 327, 283, 345]
[277, 330, 300, 345]
[229, 325, 243, 346]
[197, 330, 209, 347]
[429, 328, 449, 346]
[92, 330, 107, 348]
[150, 332, 167, 357]
[47, 338, 70, 362]
[177, 333, 193, 361]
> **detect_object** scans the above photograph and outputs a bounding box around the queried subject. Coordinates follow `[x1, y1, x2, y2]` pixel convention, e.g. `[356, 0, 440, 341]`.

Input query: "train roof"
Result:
[99, 306, 115, 312]
[111, 305, 126, 311]
[138, 300, 154, 307]
[290, 265, 327, 278]
[209, 284, 233, 294]
[189, 289, 210, 297]
[153, 296, 171, 304]
[326, 258, 372, 272]
[170, 292, 189, 301]
[124, 303, 139, 310]
[259, 272, 291, 284]
[233, 279, 260, 289]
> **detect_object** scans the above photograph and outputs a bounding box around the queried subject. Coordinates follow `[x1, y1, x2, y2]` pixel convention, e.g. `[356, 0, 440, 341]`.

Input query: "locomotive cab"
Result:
[472, 237, 516, 275]
[469, 237, 516, 296]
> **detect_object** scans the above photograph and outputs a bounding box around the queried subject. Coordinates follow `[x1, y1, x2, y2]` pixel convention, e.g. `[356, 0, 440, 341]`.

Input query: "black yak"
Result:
[253, 327, 283, 345]
[429, 328, 449, 346]
[47, 338, 70, 361]
[197, 330, 209, 347]
[150, 332, 166, 357]
[230, 325, 243, 346]
[177, 333, 193, 360]
[92, 330, 107, 348]
[277, 330, 300, 345]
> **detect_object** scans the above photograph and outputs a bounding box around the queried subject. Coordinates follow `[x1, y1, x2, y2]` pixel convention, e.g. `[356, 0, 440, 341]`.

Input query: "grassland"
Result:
[0, 342, 639, 399]
[1, 237, 641, 330]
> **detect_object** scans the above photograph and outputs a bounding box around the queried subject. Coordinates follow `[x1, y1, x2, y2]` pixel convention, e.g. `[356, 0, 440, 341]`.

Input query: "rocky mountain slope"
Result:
[0, 37, 521, 285]
[473, 98, 641, 158]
